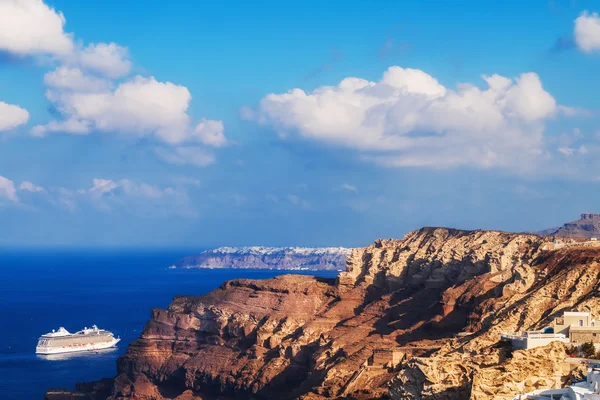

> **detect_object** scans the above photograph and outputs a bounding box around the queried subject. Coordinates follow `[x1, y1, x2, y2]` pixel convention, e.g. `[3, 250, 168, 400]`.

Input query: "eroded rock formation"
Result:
[46, 227, 600, 400]
[538, 212, 600, 238]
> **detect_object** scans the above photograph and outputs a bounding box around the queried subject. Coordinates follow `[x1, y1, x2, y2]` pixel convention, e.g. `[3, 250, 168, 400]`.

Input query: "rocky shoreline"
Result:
[46, 227, 600, 399]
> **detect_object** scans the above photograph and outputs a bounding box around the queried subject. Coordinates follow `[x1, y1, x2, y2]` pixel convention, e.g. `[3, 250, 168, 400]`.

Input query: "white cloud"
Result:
[0, 0, 73, 56]
[33, 76, 221, 143]
[116, 179, 170, 199]
[44, 66, 110, 93]
[0, 174, 193, 213]
[558, 105, 594, 117]
[75, 42, 131, 79]
[31, 118, 91, 136]
[89, 178, 174, 199]
[89, 178, 118, 195]
[574, 11, 600, 52]
[558, 147, 575, 157]
[34, 72, 226, 153]
[193, 119, 227, 147]
[381, 66, 446, 97]
[85, 178, 193, 214]
[155, 146, 216, 167]
[0, 1, 131, 80]
[557, 145, 589, 157]
[250, 66, 567, 170]
[0, 101, 29, 131]
[19, 181, 44, 192]
[0, 176, 18, 203]
[0, 1, 225, 167]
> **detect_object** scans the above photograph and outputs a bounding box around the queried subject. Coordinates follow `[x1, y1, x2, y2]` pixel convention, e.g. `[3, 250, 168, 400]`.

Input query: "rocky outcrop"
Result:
[339, 228, 543, 291]
[538, 212, 600, 238]
[170, 247, 353, 271]
[389, 342, 575, 400]
[46, 227, 600, 400]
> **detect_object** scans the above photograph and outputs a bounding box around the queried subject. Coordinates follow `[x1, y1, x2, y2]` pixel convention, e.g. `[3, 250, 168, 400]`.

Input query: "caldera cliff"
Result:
[46, 227, 600, 400]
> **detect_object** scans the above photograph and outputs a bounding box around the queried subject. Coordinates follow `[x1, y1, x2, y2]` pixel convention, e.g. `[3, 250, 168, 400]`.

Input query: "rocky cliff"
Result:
[46, 227, 600, 400]
[538, 213, 600, 238]
[170, 247, 353, 271]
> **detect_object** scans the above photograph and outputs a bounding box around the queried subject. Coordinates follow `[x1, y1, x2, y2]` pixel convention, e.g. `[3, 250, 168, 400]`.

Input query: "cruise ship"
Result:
[36, 325, 120, 354]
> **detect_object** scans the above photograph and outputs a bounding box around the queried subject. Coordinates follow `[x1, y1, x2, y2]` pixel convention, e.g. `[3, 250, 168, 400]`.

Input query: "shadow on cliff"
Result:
[358, 256, 498, 344]
[254, 340, 328, 400]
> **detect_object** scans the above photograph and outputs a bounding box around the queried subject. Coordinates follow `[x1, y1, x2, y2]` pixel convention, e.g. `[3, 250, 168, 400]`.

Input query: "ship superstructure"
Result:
[36, 325, 120, 354]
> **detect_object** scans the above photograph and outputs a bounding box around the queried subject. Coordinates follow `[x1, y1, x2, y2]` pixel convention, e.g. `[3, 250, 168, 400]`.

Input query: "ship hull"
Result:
[35, 338, 120, 355]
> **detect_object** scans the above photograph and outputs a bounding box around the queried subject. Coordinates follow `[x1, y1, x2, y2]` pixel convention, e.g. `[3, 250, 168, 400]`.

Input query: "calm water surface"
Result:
[0, 249, 338, 400]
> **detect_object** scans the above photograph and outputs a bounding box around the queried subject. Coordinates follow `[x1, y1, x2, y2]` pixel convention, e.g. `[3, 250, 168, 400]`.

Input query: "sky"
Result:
[1, 0, 600, 248]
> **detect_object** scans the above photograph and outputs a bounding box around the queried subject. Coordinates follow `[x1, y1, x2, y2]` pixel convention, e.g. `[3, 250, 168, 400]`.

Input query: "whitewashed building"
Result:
[500, 330, 568, 350]
[502, 311, 600, 350]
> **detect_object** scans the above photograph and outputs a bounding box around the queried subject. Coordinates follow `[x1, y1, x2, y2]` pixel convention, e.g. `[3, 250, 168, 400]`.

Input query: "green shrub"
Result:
[581, 341, 596, 358]
[566, 345, 579, 357]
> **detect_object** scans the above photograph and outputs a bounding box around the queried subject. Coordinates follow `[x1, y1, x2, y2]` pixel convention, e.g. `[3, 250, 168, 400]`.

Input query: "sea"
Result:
[0, 249, 339, 400]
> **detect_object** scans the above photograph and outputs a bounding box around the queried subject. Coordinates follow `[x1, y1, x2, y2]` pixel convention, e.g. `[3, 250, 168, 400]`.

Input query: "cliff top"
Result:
[538, 213, 600, 239]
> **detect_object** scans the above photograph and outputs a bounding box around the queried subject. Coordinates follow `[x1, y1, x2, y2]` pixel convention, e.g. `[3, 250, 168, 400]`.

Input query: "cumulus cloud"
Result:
[0, 101, 29, 131]
[33, 75, 224, 145]
[30, 118, 90, 136]
[193, 119, 227, 147]
[43, 66, 111, 93]
[34, 72, 226, 156]
[574, 11, 600, 52]
[0, 176, 18, 203]
[0, 1, 224, 166]
[75, 42, 132, 79]
[0, 1, 131, 79]
[250, 66, 569, 170]
[19, 181, 44, 192]
[0, 0, 73, 57]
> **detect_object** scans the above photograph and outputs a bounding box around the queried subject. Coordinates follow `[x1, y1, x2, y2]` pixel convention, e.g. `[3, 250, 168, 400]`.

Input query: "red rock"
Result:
[46, 228, 600, 400]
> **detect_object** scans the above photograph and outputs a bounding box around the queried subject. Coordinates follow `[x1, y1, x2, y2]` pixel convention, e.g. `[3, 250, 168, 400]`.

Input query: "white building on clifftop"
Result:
[501, 311, 600, 350]
[500, 329, 568, 350]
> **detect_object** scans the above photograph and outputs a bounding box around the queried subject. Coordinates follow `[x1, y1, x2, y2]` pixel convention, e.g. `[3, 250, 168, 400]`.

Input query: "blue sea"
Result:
[0, 249, 338, 400]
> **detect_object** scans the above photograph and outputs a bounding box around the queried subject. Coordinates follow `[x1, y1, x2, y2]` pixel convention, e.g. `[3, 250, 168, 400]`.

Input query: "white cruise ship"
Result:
[36, 325, 120, 355]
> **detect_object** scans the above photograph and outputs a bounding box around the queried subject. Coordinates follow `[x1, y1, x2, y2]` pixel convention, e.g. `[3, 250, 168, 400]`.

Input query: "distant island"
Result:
[169, 246, 353, 271]
[537, 212, 600, 239]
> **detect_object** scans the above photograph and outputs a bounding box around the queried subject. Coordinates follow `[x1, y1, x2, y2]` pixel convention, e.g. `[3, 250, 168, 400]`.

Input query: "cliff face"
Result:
[171, 247, 352, 271]
[539, 213, 600, 238]
[46, 228, 600, 400]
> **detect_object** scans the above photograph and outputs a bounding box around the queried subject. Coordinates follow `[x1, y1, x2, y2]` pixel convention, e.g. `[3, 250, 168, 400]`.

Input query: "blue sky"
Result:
[1, 0, 600, 247]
